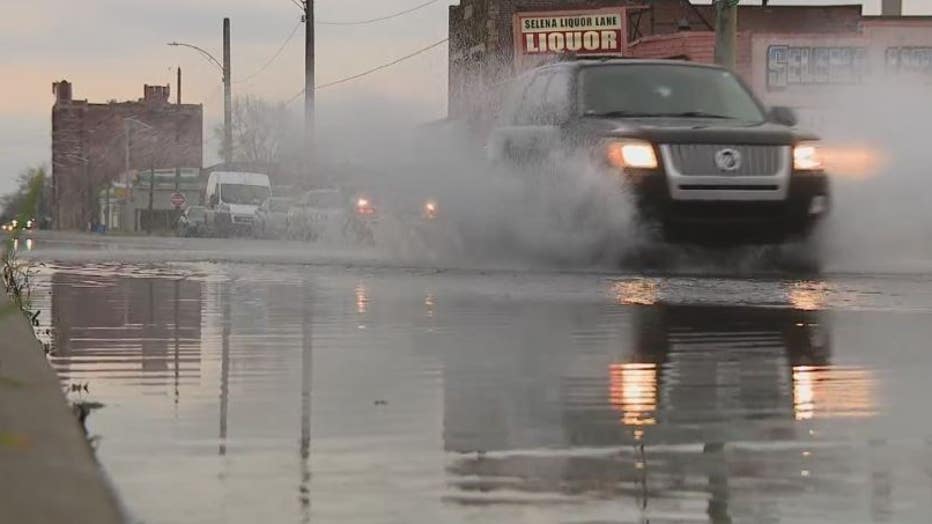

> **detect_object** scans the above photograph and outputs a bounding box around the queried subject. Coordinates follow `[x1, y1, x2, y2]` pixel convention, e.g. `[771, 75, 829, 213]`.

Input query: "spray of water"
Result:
[301, 75, 932, 276]
[807, 81, 932, 274]
[308, 83, 646, 270]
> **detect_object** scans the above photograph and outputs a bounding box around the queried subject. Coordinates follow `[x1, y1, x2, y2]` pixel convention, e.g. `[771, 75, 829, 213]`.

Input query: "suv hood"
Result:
[590, 117, 816, 145]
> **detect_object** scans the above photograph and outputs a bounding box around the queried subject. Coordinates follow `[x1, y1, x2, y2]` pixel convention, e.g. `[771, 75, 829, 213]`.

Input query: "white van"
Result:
[205, 171, 271, 236]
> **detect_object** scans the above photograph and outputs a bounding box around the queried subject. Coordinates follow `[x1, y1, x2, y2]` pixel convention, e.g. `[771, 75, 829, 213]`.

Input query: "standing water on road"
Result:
[30, 257, 932, 524]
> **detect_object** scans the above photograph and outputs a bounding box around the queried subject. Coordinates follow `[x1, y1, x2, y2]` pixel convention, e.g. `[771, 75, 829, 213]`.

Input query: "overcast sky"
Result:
[0, 0, 928, 194]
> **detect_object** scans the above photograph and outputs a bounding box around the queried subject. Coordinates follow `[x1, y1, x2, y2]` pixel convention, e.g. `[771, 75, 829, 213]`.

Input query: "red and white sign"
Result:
[170, 192, 187, 209]
[514, 8, 627, 58]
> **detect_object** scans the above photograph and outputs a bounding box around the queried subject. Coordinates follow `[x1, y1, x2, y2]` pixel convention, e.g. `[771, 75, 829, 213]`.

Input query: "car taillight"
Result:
[356, 198, 375, 216]
[423, 200, 438, 220]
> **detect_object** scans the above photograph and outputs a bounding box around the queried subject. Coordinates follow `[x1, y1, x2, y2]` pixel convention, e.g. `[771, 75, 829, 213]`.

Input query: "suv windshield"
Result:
[580, 64, 765, 122]
[221, 184, 270, 205]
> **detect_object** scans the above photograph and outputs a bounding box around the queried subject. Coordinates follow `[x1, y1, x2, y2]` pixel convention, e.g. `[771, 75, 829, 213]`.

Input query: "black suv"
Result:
[488, 59, 830, 244]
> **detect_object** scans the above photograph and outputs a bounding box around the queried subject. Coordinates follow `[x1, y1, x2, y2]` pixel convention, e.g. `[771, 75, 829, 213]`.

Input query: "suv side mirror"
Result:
[769, 106, 797, 127]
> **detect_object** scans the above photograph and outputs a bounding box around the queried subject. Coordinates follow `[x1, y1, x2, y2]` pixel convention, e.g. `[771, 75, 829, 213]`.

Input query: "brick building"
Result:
[51, 81, 202, 230]
[448, 0, 932, 128]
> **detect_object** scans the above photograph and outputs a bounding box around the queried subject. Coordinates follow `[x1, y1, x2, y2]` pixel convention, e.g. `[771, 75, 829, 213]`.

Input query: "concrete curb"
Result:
[0, 295, 125, 524]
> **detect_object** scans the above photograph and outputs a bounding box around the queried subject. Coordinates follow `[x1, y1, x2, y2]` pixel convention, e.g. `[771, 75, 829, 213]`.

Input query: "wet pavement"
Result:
[24, 235, 932, 523]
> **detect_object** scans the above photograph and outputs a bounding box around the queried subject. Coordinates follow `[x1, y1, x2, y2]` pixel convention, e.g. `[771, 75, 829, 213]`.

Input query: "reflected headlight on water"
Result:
[355, 283, 369, 314]
[793, 366, 877, 421]
[610, 363, 658, 427]
[611, 279, 659, 306]
[789, 281, 829, 311]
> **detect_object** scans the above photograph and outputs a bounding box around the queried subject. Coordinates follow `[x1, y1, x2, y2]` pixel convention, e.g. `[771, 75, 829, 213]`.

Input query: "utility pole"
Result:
[304, 1, 315, 183]
[148, 166, 155, 235]
[176, 66, 182, 197]
[714, 0, 738, 70]
[882, 0, 903, 16]
[223, 17, 233, 167]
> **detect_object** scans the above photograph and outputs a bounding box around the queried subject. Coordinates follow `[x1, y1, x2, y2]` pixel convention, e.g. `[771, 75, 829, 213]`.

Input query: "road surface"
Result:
[20, 232, 932, 523]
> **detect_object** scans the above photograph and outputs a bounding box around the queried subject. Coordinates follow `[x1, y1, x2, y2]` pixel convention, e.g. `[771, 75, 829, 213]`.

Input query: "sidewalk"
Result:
[0, 295, 124, 524]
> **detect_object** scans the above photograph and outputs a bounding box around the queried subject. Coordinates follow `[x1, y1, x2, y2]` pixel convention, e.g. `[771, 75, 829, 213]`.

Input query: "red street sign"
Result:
[170, 192, 187, 209]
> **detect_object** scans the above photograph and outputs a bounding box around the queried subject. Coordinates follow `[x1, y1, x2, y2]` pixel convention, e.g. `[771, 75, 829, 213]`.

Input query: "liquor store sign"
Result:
[513, 8, 627, 58]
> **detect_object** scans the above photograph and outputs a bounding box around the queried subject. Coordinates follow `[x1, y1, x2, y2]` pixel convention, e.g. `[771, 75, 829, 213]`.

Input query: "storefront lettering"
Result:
[885, 47, 932, 75]
[767, 45, 867, 90]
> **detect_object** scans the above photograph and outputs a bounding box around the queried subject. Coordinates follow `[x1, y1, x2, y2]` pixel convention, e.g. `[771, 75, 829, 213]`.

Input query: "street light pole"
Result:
[168, 24, 231, 165]
[223, 17, 233, 167]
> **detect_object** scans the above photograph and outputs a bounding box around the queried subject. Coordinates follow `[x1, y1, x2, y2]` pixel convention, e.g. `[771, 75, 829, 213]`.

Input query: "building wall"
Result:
[448, 1, 868, 119]
[51, 82, 202, 230]
[748, 18, 932, 130]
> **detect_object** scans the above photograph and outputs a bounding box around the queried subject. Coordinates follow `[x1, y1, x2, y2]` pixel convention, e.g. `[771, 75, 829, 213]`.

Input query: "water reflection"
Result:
[793, 365, 877, 420]
[612, 278, 659, 305]
[444, 302, 878, 519]
[10, 237, 35, 252]
[789, 281, 829, 311]
[299, 279, 312, 523]
[609, 363, 657, 427]
[355, 282, 368, 314]
[39, 265, 918, 523]
[219, 281, 231, 456]
[50, 271, 202, 384]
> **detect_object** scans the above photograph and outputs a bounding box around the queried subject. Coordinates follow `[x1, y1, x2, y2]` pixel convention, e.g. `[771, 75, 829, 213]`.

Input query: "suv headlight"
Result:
[793, 143, 823, 171]
[606, 140, 658, 170]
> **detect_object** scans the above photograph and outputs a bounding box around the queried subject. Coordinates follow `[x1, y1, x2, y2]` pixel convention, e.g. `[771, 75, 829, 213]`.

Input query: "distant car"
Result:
[176, 206, 208, 237]
[398, 197, 464, 257]
[204, 171, 272, 237]
[287, 189, 378, 244]
[2, 218, 37, 233]
[254, 197, 293, 239]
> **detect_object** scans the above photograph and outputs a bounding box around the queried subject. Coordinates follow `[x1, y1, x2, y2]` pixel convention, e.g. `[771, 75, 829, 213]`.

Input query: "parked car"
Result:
[254, 197, 293, 239]
[487, 59, 830, 245]
[204, 171, 272, 237]
[176, 206, 208, 237]
[287, 189, 378, 244]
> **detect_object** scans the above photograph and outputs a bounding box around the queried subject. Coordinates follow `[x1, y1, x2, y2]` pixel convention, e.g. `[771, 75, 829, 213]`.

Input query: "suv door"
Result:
[493, 67, 576, 166]
[487, 73, 533, 163]
[488, 70, 553, 164]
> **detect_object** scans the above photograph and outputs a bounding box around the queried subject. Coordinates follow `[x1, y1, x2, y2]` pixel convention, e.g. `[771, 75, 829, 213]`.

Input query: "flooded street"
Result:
[26, 236, 932, 523]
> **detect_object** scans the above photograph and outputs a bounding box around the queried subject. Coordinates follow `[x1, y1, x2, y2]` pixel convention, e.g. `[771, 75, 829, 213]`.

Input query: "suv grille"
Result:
[667, 144, 784, 176]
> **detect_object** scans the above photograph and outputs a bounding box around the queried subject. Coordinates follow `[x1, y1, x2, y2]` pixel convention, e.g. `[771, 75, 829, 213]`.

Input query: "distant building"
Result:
[51, 81, 203, 230]
[448, 0, 932, 130]
[98, 168, 202, 233]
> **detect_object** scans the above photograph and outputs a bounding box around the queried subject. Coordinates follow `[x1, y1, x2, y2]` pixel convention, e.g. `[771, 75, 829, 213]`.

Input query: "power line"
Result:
[235, 20, 303, 84]
[316, 0, 442, 25]
[285, 38, 448, 104]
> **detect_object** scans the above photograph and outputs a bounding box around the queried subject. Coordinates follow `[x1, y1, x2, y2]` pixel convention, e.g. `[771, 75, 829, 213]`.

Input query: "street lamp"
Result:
[168, 17, 232, 166]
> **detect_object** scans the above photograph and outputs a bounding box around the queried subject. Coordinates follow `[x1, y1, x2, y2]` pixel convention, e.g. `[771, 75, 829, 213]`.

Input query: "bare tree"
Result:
[214, 95, 299, 166]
